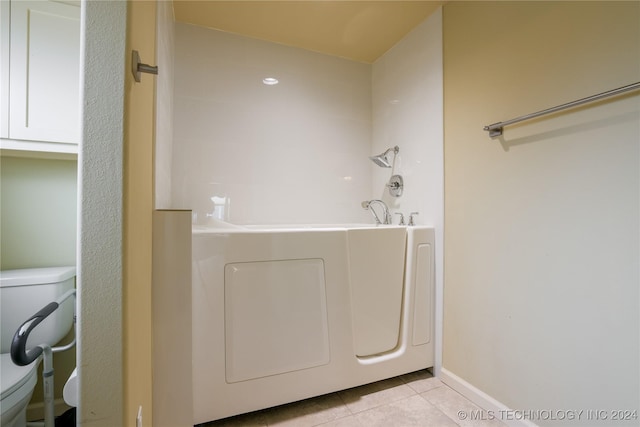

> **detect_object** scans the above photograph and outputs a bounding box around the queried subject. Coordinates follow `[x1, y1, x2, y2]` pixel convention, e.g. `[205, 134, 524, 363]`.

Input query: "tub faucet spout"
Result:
[361, 200, 392, 225]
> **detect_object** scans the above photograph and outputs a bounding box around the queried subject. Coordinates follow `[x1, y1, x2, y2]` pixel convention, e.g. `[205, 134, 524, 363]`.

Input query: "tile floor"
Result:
[200, 369, 507, 427]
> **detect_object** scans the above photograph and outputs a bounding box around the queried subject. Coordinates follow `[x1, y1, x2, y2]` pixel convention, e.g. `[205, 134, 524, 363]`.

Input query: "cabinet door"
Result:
[9, 1, 80, 144]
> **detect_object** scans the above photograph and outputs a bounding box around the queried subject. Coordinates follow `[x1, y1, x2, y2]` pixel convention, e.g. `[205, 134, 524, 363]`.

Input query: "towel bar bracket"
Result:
[484, 125, 504, 138]
[131, 50, 158, 83]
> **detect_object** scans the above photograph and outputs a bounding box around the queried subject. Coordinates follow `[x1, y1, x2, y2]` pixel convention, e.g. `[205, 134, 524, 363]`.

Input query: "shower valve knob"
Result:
[387, 175, 403, 197]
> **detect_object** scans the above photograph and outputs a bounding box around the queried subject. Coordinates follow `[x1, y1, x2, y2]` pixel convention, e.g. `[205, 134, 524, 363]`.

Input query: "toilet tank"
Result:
[0, 267, 75, 354]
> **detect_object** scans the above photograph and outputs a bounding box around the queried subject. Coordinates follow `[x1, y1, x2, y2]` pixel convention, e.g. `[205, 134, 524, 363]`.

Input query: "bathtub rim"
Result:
[192, 223, 409, 233]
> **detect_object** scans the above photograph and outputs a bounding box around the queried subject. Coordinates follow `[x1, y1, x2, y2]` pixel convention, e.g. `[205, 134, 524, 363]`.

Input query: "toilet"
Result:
[0, 267, 76, 427]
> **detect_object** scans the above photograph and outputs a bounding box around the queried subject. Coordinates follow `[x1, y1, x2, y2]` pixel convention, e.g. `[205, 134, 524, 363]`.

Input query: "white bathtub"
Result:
[192, 224, 434, 424]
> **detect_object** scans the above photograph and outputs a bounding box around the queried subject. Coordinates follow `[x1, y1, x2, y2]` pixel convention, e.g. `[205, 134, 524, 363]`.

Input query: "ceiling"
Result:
[172, 1, 444, 63]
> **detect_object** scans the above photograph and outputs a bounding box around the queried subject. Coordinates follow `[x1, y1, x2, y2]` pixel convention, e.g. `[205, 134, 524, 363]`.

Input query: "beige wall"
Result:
[443, 1, 639, 423]
[124, 0, 156, 426]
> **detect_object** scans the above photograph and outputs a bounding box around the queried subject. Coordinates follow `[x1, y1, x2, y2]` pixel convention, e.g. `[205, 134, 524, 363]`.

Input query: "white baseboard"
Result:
[440, 368, 538, 427]
[27, 398, 72, 422]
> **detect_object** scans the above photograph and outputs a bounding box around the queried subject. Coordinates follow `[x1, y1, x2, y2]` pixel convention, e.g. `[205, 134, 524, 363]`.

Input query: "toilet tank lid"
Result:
[0, 266, 76, 287]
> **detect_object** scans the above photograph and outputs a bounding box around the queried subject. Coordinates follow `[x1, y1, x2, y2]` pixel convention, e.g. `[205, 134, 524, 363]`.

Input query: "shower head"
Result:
[370, 155, 391, 168]
[369, 146, 399, 168]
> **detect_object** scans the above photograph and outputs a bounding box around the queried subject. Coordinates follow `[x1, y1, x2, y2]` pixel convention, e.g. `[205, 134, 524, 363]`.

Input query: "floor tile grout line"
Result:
[414, 390, 463, 427]
[336, 389, 355, 416]
[336, 378, 418, 416]
[311, 411, 355, 427]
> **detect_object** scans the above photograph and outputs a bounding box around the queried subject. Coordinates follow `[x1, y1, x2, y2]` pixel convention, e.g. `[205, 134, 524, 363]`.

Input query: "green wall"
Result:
[1, 156, 77, 269]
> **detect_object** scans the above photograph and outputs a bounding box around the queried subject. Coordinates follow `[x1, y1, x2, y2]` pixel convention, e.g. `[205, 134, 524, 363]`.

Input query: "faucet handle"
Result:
[394, 212, 405, 225]
[408, 212, 419, 226]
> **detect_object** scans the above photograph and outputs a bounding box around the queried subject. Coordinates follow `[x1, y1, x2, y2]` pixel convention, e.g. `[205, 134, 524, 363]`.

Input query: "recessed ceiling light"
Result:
[263, 77, 279, 85]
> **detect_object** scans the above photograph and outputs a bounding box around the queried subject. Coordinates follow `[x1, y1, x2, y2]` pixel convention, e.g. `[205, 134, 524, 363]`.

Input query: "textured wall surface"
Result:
[78, 1, 125, 425]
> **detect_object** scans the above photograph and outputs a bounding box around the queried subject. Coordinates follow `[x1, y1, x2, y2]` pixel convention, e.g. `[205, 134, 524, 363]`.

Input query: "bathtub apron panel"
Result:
[192, 225, 434, 424]
[224, 258, 330, 382]
[407, 227, 434, 346]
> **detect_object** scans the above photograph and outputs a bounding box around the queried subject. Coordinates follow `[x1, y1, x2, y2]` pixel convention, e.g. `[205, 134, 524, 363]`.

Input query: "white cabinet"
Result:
[1, 0, 81, 155]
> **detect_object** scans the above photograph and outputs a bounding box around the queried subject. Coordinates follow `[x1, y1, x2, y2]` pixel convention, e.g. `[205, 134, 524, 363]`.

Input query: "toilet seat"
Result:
[1, 353, 39, 425]
[1, 354, 38, 400]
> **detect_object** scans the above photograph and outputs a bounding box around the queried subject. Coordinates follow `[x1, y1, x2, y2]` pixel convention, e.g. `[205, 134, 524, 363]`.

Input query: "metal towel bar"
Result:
[483, 81, 640, 138]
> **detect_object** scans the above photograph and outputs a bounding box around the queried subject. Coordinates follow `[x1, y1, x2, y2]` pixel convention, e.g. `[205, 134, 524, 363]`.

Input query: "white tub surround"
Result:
[172, 23, 372, 226]
[192, 225, 434, 423]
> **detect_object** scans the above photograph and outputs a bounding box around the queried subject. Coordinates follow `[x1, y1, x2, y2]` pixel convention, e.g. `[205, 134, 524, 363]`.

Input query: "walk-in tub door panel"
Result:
[224, 259, 330, 383]
[347, 227, 406, 357]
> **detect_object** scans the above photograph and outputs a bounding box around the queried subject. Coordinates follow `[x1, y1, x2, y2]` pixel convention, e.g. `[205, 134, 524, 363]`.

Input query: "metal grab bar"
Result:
[483, 81, 640, 138]
[11, 289, 76, 366]
[11, 289, 76, 427]
[10, 302, 58, 366]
